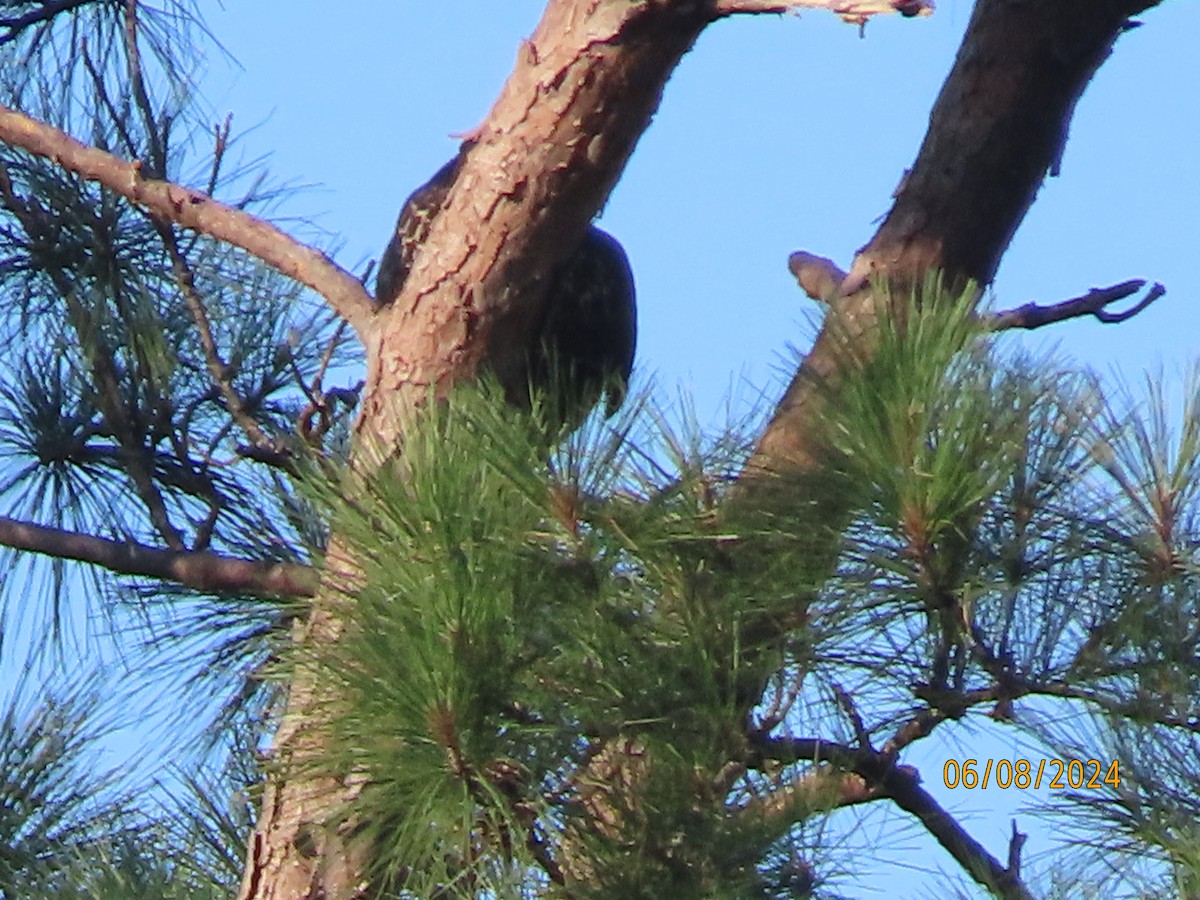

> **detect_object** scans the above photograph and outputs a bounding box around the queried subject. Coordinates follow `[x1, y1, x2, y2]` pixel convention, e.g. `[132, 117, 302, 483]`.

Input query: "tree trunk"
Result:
[238, 2, 715, 896]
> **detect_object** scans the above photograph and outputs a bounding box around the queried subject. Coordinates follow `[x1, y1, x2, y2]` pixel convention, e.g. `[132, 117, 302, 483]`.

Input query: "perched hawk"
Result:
[376, 150, 636, 429]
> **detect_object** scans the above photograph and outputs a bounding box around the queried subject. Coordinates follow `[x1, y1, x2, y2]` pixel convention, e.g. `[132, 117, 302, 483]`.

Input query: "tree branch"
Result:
[1031, 680, 1200, 734]
[712, 0, 933, 20]
[788, 250, 848, 303]
[0, 103, 376, 337]
[360, 1, 715, 439]
[789, 256, 1166, 334]
[750, 733, 1036, 900]
[753, 0, 1161, 475]
[0, 515, 317, 598]
[988, 279, 1165, 330]
[0, 0, 97, 44]
[884, 763, 1035, 900]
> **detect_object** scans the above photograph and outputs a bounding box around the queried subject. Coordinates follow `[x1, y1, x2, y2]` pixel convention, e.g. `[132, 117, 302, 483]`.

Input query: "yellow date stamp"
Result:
[942, 758, 1120, 790]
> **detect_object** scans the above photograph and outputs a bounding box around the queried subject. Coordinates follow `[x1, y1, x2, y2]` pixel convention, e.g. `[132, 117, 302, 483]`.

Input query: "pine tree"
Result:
[0, 2, 1194, 899]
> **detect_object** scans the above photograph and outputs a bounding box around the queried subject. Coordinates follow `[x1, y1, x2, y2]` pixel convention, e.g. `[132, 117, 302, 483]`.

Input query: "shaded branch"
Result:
[988, 279, 1165, 330]
[0, 515, 317, 598]
[739, 743, 883, 824]
[750, 733, 1035, 900]
[0, 103, 376, 336]
[0, 0, 96, 44]
[885, 762, 1034, 900]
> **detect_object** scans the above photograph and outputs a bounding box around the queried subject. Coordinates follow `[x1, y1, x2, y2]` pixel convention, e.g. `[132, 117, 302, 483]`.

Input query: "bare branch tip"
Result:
[788, 250, 848, 302]
[989, 277, 1167, 332]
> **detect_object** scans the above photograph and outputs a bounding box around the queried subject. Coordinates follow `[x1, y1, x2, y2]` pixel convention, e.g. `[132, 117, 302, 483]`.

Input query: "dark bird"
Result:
[375, 150, 636, 430]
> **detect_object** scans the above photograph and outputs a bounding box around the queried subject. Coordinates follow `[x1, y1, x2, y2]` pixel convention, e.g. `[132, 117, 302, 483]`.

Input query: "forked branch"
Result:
[988, 279, 1165, 330]
[749, 733, 1035, 900]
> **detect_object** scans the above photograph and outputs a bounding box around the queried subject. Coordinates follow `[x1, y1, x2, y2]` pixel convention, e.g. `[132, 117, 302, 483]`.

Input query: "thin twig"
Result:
[118, 5, 282, 467]
[206, 115, 233, 199]
[81, 39, 139, 159]
[832, 683, 873, 750]
[757, 667, 806, 733]
[159, 220, 277, 449]
[122, 0, 165, 178]
[988, 279, 1166, 331]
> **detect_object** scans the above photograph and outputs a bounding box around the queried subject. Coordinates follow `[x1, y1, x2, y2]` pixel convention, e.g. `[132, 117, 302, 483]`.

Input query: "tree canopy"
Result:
[0, 2, 1196, 899]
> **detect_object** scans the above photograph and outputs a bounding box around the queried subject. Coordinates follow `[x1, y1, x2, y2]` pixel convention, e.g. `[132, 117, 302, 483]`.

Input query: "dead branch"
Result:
[788, 251, 848, 303]
[789, 255, 1166, 334]
[1007, 820, 1027, 880]
[0, 103, 376, 336]
[713, 0, 934, 19]
[0, 515, 317, 598]
[988, 279, 1165, 330]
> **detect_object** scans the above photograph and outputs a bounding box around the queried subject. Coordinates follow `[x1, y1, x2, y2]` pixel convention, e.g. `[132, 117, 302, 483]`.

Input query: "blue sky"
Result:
[8, 2, 1198, 896]
[194, 5, 1199, 894]
[207, 1, 1199, 416]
